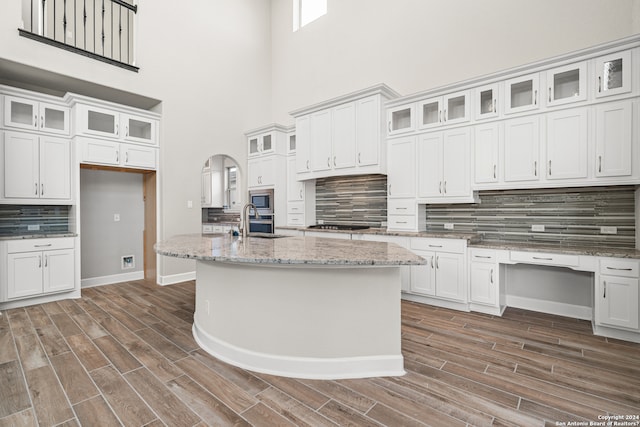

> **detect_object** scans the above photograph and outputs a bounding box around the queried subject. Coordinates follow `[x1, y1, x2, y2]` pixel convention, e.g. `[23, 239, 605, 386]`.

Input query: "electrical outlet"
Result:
[27, 224, 40, 231]
[114, 213, 120, 222]
[444, 223, 454, 230]
[600, 226, 618, 235]
[531, 224, 545, 232]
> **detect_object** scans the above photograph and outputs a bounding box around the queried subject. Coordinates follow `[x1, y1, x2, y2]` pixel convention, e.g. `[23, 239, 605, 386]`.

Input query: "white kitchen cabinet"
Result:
[596, 258, 639, 330]
[355, 96, 380, 166]
[545, 62, 587, 107]
[504, 116, 540, 182]
[418, 90, 470, 129]
[468, 248, 503, 315]
[121, 113, 156, 145]
[387, 104, 414, 135]
[595, 50, 632, 99]
[3, 131, 70, 200]
[310, 109, 333, 172]
[504, 73, 540, 114]
[3, 95, 70, 135]
[248, 132, 275, 157]
[387, 137, 416, 199]
[331, 102, 357, 169]
[287, 156, 304, 202]
[75, 103, 159, 145]
[546, 108, 588, 180]
[475, 83, 499, 120]
[474, 122, 500, 184]
[4, 238, 75, 301]
[409, 238, 466, 302]
[595, 100, 632, 178]
[295, 115, 311, 174]
[248, 156, 276, 188]
[79, 137, 157, 170]
[417, 128, 471, 201]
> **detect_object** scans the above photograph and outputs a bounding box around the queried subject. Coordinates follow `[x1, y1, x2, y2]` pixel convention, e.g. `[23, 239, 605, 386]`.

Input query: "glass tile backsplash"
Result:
[425, 186, 636, 248]
[315, 174, 387, 227]
[0, 205, 71, 236]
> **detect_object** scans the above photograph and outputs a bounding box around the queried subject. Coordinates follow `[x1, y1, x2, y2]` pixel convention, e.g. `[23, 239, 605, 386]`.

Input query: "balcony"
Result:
[19, 0, 138, 72]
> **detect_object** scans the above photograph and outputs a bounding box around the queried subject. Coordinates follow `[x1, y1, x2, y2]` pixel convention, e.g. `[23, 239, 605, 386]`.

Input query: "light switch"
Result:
[187, 200, 193, 208]
[114, 214, 120, 222]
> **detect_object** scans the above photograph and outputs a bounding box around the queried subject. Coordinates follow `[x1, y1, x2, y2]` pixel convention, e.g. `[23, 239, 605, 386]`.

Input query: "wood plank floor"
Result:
[1, 279, 639, 427]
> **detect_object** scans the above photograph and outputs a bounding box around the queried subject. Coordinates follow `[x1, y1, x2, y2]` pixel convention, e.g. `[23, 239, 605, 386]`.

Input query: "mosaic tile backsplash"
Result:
[315, 174, 387, 227]
[0, 205, 71, 236]
[425, 186, 636, 248]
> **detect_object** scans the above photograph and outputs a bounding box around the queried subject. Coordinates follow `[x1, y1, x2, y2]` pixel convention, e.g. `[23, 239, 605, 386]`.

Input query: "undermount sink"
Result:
[247, 233, 289, 239]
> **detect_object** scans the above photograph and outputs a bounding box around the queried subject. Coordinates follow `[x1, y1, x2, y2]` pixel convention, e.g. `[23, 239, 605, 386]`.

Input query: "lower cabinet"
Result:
[409, 238, 466, 303]
[596, 258, 639, 330]
[469, 248, 505, 315]
[3, 237, 75, 302]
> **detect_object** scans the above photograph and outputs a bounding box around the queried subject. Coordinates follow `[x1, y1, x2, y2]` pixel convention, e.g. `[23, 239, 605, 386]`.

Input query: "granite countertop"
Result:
[0, 233, 77, 241]
[154, 233, 427, 266]
[277, 226, 640, 259]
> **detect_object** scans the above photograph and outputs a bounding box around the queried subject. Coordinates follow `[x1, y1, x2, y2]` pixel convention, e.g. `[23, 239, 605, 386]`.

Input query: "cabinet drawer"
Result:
[7, 237, 74, 253]
[600, 258, 639, 278]
[510, 251, 579, 267]
[287, 201, 305, 214]
[388, 199, 416, 215]
[411, 238, 465, 254]
[469, 248, 496, 262]
[387, 215, 416, 230]
[288, 213, 305, 226]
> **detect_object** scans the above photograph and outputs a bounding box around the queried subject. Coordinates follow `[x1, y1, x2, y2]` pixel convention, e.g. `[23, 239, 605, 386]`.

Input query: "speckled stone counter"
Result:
[0, 233, 77, 240]
[468, 240, 640, 259]
[155, 233, 421, 379]
[154, 233, 426, 265]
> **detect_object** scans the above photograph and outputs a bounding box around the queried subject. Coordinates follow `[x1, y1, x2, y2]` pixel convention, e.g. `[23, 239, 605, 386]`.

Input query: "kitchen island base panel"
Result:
[193, 261, 405, 379]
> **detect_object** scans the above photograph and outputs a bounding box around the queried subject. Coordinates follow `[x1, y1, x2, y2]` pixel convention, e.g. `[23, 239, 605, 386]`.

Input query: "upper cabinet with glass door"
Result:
[74, 103, 159, 145]
[595, 50, 632, 99]
[475, 84, 499, 120]
[387, 104, 414, 135]
[246, 124, 288, 157]
[3, 95, 70, 135]
[545, 62, 587, 107]
[418, 91, 470, 129]
[504, 73, 540, 114]
[121, 114, 157, 145]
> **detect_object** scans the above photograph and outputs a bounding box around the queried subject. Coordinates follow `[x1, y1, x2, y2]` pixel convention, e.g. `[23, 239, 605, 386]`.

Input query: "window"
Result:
[293, 0, 327, 31]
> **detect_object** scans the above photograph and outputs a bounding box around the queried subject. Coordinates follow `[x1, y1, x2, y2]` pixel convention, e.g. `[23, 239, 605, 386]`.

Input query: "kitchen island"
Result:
[155, 233, 426, 379]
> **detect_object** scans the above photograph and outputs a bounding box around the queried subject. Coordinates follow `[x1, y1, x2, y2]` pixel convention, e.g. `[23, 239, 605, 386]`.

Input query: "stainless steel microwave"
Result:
[249, 189, 273, 213]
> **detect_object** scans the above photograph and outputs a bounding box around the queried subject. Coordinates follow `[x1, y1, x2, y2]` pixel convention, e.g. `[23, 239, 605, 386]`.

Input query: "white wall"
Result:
[270, 0, 640, 124]
[0, 0, 272, 279]
[80, 169, 144, 282]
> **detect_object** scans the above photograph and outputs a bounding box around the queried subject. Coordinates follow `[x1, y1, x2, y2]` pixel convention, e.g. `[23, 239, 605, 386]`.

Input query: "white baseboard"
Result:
[193, 321, 405, 380]
[157, 271, 196, 286]
[81, 271, 145, 288]
[505, 295, 592, 320]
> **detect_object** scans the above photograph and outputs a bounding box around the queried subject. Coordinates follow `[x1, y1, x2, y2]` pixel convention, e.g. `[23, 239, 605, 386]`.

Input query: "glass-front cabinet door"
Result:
[475, 84, 499, 120]
[443, 91, 470, 124]
[80, 105, 120, 138]
[504, 73, 540, 114]
[595, 50, 631, 98]
[121, 114, 156, 145]
[4, 96, 69, 135]
[261, 133, 273, 154]
[248, 137, 260, 156]
[388, 104, 414, 135]
[546, 62, 587, 107]
[418, 98, 442, 129]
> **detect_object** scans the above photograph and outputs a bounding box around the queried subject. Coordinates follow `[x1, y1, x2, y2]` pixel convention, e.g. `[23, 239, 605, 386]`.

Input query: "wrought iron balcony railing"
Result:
[19, 0, 138, 72]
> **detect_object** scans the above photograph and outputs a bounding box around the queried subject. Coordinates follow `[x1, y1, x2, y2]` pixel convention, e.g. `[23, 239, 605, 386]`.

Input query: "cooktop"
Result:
[307, 224, 371, 231]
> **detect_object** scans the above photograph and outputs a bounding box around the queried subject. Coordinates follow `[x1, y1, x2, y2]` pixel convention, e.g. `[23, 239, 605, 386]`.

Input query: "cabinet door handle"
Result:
[534, 161, 537, 177]
[603, 281, 606, 298]
[126, 152, 129, 163]
[443, 181, 447, 194]
[333, 156, 336, 167]
[327, 157, 331, 167]
[533, 256, 553, 261]
[493, 164, 497, 179]
[606, 266, 633, 271]
[474, 255, 491, 259]
[388, 121, 391, 133]
[35, 183, 38, 196]
[396, 207, 407, 210]
[397, 221, 407, 224]
[358, 152, 361, 164]
[493, 99, 497, 113]
[548, 87, 552, 103]
[306, 160, 309, 170]
[299, 189, 303, 199]
[388, 184, 392, 196]
[34, 115, 37, 127]
[126, 125, 129, 137]
[430, 257, 434, 269]
[38, 255, 42, 268]
[490, 268, 494, 284]
[438, 110, 442, 123]
[116, 151, 119, 163]
[115, 124, 119, 136]
[548, 160, 552, 176]
[534, 90, 537, 105]
[45, 255, 48, 267]
[443, 109, 447, 122]
[428, 244, 443, 248]
[598, 156, 602, 173]
[34, 243, 52, 247]
[439, 181, 442, 194]
[41, 183, 44, 196]
[436, 256, 439, 269]
[41, 115, 44, 128]
[598, 76, 602, 93]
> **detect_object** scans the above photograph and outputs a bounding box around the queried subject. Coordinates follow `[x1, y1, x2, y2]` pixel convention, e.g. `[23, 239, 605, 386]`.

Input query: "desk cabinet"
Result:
[596, 258, 639, 330]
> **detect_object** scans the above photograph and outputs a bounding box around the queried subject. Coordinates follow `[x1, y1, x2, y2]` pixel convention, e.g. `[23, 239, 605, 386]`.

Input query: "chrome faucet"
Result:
[241, 203, 259, 239]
